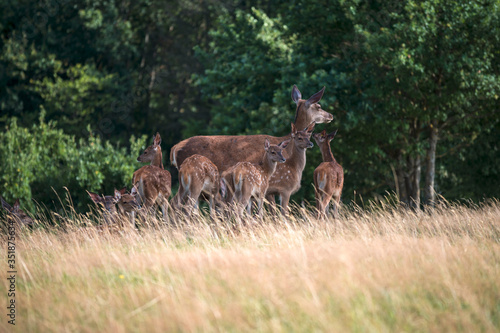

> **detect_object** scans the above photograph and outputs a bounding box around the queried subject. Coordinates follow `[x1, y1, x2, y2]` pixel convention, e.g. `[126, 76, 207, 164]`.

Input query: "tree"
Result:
[341, 0, 500, 206]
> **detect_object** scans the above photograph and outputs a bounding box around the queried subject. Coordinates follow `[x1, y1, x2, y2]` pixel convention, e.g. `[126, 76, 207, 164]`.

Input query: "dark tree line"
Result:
[1, 0, 499, 212]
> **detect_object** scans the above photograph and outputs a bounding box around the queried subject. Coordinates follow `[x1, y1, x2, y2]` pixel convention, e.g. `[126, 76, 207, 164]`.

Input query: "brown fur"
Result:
[170, 86, 332, 172]
[1, 197, 34, 227]
[266, 123, 315, 214]
[133, 133, 172, 219]
[222, 139, 289, 216]
[173, 154, 220, 214]
[88, 188, 139, 226]
[312, 130, 344, 218]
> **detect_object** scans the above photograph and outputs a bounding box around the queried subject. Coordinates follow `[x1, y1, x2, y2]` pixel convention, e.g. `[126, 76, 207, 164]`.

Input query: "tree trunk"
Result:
[424, 120, 439, 206]
[409, 155, 421, 209]
[396, 155, 409, 205]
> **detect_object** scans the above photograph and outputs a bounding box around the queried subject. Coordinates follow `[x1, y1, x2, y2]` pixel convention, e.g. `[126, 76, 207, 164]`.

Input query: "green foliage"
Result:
[194, 0, 500, 204]
[0, 116, 147, 213]
[1, 0, 499, 210]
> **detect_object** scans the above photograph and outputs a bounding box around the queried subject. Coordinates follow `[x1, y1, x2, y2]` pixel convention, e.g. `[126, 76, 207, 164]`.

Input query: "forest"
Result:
[1, 0, 499, 213]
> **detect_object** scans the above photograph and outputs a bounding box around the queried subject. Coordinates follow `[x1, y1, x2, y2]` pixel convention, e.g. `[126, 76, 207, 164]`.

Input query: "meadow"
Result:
[1, 199, 500, 332]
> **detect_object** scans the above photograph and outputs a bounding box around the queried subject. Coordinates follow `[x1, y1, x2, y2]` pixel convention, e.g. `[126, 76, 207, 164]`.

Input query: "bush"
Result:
[0, 115, 147, 213]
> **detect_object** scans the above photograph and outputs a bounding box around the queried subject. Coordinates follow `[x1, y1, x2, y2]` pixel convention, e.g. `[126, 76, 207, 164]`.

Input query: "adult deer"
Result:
[221, 139, 289, 217]
[170, 85, 332, 173]
[1, 197, 34, 227]
[312, 129, 344, 218]
[265, 122, 315, 214]
[133, 133, 171, 220]
[88, 187, 139, 226]
[172, 154, 220, 215]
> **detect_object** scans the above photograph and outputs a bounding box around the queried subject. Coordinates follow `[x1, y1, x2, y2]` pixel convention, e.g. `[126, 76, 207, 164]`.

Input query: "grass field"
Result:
[1, 199, 500, 332]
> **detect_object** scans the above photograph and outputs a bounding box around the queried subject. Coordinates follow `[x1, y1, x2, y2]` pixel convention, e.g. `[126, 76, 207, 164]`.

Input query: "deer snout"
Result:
[307, 141, 314, 148]
[129, 199, 141, 209]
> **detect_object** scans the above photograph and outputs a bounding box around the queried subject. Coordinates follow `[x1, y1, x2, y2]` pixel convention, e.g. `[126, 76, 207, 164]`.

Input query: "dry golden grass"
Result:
[1, 199, 500, 332]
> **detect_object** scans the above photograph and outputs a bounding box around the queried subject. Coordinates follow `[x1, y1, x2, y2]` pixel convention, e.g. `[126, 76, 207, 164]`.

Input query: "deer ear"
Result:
[279, 139, 290, 149]
[305, 122, 316, 133]
[291, 123, 297, 136]
[114, 189, 122, 200]
[88, 192, 102, 203]
[154, 132, 161, 146]
[13, 199, 20, 210]
[328, 129, 338, 141]
[291, 85, 302, 104]
[305, 86, 325, 107]
[264, 139, 270, 151]
[131, 185, 138, 195]
[1, 196, 12, 212]
[119, 187, 127, 195]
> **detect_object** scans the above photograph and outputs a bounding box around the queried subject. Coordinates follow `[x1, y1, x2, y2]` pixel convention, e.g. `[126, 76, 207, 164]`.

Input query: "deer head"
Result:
[114, 186, 140, 214]
[290, 122, 315, 149]
[264, 138, 289, 164]
[292, 85, 333, 126]
[137, 132, 162, 165]
[1, 197, 34, 226]
[88, 191, 119, 214]
[313, 129, 338, 144]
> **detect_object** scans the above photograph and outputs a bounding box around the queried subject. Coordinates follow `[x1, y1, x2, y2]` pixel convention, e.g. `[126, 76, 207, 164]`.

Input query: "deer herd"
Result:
[1, 85, 344, 228]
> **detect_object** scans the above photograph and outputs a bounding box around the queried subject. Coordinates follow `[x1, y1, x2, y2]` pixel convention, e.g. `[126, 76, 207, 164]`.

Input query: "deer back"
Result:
[314, 162, 344, 196]
[132, 165, 172, 207]
[170, 86, 332, 172]
[178, 154, 220, 196]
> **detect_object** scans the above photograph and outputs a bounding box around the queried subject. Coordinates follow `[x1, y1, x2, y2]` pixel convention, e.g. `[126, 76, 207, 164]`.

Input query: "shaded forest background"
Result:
[1, 0, 499, 213]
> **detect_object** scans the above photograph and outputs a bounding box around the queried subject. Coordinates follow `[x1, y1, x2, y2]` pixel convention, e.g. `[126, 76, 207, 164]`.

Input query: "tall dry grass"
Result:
[1, 199, 500, 332]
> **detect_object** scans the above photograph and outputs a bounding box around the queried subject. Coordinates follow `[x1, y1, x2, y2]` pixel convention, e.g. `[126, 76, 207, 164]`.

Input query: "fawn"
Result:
[88, 187, 139, 226]
[172, 154, 220, 215]
[1, 197, 34, 227]
[312, 129, 344, 218]
[133, 132, 171, 220]
[265, 122, 315, 214]
[221, 138, 289, 217]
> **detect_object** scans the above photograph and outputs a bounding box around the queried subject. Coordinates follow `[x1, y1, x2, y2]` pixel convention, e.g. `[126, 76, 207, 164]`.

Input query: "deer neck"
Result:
[152, 150, 164, 169]
[286, 140, 307, 171]
[319, 143, 335, 163]
[261, 153, 277, 178]
[293, 101, 310, 130]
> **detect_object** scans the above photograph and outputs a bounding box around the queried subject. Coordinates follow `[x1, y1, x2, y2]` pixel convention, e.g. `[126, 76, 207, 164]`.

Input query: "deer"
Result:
[1, 197, 34, 227]
[114, 187, 141, 225]
[88, 187, 140, 226]
[172, 154, 220, 215]
[221, 139, 289, 217]
[133, 132, 172, 220]
[312, 129, 344, 219]
[265, 122, 315, 214]
[170, 85, 333, 173]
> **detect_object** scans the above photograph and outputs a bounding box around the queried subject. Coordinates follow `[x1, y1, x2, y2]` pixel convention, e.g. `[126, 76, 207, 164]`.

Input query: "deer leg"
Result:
[246, 199, 252, 215]
[279, 193, 291, 216]
[265, 194, 278, 214]
[130, 211, 136, 228]
[257, 196, 264, 219]
[315, 188, 322, 219]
